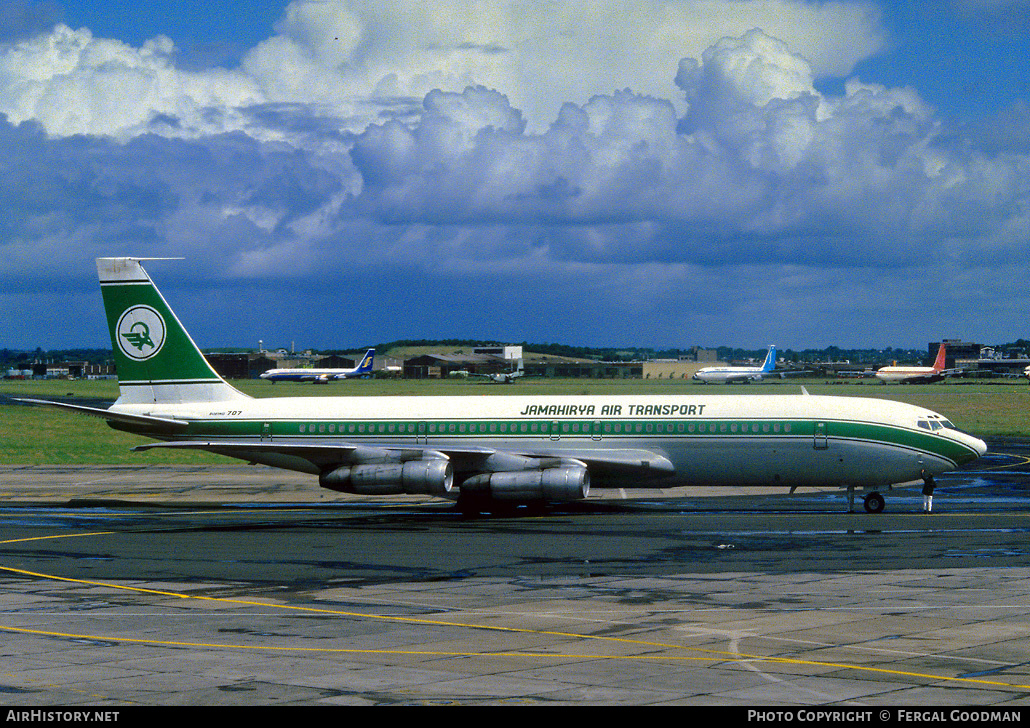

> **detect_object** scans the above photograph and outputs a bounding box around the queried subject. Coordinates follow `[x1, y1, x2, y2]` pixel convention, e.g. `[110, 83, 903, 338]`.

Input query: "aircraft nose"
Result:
[957, 432, 988, 463]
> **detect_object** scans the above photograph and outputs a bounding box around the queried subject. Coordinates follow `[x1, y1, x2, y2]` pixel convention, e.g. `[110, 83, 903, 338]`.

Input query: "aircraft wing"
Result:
[722, 373, 759, 383]
[897, 371, 961, 384]
[133, 439, 675, 482]
[772, 370, 811, 379]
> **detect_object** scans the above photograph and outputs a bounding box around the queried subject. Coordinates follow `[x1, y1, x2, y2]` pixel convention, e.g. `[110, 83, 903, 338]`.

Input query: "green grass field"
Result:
[2, 377, 1027, 465]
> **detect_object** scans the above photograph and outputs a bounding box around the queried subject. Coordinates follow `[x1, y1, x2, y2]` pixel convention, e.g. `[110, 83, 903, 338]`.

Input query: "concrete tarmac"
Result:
[3, 461, 1030, 706]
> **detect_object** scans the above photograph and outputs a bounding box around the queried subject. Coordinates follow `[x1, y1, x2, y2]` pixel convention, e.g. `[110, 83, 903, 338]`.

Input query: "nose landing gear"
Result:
[847, 487, 886, 513]
[862, 491, 885, 513]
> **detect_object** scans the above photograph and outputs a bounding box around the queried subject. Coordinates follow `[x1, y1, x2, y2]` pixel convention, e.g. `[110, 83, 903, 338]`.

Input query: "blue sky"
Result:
[1, 0, 1028, 352]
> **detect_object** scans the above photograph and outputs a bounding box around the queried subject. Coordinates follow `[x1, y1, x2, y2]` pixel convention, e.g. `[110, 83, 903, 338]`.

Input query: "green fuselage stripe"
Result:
[119, 416, 979, 466]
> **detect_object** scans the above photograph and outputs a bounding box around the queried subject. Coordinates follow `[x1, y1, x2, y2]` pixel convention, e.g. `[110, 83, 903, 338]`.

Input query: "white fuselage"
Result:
[116, 392, 986, 490]
[260, 368, 359, 382]
[874, 366, 942, 384]
[692, 367, 768, 383]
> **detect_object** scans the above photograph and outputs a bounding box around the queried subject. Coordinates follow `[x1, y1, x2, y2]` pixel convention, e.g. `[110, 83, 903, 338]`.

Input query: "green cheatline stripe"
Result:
[119, 379, 226, 385]
[159, 417, 976, 466]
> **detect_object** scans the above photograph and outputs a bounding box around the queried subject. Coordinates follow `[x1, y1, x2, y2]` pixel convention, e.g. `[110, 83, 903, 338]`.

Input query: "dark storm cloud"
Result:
[0, 115, 344, 291]
[2, 19, 1028, 348]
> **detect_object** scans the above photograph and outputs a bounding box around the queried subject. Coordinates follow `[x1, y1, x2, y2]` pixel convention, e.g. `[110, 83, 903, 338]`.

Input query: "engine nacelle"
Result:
[319, 459, 454, 496]
[460, 466, 590, 502]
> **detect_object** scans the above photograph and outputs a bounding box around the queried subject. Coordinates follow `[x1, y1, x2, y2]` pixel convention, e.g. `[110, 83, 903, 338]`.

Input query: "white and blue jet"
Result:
[693, 346, 778, 384]
[260, 349, 375, 383]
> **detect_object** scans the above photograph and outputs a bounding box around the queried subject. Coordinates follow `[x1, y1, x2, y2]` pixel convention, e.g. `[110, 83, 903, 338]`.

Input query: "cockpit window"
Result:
[918, 417, 958, 432]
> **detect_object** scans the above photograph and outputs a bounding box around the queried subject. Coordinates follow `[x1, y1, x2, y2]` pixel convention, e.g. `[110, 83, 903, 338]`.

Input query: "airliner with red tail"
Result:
[875, 343, 962, 384]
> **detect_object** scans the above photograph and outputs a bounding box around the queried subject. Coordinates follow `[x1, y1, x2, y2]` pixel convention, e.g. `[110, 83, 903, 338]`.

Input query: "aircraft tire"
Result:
[863, 492, 885, 514]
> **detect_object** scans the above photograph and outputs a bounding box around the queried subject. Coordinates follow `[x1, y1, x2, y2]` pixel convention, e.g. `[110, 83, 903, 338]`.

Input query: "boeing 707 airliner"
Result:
[21, 259, 987, 514]
[259, 349, 375, 383]
[693, 346, 778, 383]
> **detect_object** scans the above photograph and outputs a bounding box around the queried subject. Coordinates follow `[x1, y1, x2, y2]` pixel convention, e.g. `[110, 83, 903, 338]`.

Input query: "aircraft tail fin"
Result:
[762, 345, 777, 372]
[98, 258, 250, 405]
[932, 343, 947, 372]
[356, 348, 375, 373]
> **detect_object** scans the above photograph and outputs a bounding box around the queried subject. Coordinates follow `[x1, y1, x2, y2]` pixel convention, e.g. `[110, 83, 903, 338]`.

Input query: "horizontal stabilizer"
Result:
[16, 398, 189, 430]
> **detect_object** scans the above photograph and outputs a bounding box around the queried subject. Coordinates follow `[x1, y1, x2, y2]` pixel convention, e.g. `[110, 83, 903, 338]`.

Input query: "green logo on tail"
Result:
[116, 305, 166, 361]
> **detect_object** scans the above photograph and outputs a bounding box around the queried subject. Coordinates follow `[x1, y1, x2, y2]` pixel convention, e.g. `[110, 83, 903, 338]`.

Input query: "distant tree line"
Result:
[7, 339, 1030, 369]
[1, 348, 115, 367]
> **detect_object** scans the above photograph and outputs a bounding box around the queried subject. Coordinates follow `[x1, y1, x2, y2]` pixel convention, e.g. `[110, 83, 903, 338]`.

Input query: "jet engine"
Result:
[460, 465, 590, 502]
[319, 459, 454, 496]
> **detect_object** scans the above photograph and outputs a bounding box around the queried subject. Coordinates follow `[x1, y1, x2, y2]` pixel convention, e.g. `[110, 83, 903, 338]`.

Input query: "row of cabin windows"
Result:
[295, 421, 795, 435]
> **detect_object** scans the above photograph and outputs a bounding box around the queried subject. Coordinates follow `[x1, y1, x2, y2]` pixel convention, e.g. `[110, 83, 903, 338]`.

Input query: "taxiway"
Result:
[2, 446, 1030, 705]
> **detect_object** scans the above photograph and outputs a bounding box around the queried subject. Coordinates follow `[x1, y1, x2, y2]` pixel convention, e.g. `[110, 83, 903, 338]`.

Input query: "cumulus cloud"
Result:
[0, 0, 887, 140]
[0, 24, 264, 138]
[1, 2, 1028, 348]
[342, 28, 1027, 275]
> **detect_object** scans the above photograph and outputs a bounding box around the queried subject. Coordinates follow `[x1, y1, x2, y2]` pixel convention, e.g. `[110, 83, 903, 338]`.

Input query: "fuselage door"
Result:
[261, 422, 272, 442]
[591, 420, 602, 441]
[814, 421, 828, 450]
[417, 421, 428, 445]
[550, 420, 561, 441]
